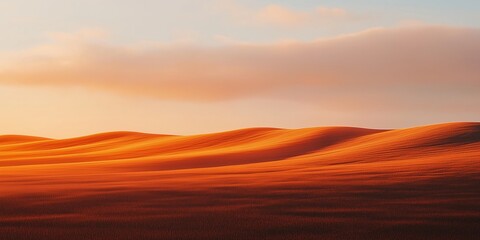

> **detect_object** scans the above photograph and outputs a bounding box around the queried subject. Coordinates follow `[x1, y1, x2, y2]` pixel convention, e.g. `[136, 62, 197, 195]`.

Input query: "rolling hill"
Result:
[1, 122, 479, 239]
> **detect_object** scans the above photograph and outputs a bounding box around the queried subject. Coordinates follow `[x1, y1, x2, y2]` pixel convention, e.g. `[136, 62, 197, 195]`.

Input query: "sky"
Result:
[0, 0, 479, 138]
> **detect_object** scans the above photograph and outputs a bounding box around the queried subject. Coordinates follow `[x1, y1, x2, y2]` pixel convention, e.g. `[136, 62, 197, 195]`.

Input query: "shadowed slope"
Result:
[0, 126, 382, 169]
[287, 122, 480, 165]
[1, 123, 478, 171]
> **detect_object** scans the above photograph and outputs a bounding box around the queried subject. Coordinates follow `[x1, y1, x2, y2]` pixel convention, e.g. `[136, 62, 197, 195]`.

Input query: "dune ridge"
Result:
[0, 122, 478, 170]
[1, 122, 479, 240]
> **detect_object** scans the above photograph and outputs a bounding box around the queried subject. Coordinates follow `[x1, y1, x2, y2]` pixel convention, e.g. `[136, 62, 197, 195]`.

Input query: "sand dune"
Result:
[1, 122, 479, 239]
[0, 135, 51, 145]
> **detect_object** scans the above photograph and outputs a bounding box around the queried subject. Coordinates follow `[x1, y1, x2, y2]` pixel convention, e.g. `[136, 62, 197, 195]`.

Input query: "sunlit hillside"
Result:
[1, 122, 479, 239]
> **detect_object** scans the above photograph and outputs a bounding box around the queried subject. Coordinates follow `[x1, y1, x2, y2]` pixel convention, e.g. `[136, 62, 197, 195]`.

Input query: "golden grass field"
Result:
[1, 122, 479, 239]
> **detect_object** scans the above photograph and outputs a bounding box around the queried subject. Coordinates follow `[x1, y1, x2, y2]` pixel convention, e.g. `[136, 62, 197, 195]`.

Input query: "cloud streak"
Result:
[215, 1, 356, 27]
[255, 4, 351, 26]
[0, 25, 479, 111]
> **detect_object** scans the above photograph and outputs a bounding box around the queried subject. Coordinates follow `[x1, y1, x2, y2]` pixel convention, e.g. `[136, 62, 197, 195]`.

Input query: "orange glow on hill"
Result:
[1, 122, 479, 239]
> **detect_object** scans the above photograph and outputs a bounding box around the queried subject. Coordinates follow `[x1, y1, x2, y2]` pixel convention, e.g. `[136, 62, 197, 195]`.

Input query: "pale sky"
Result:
[0, 0, 479, 138]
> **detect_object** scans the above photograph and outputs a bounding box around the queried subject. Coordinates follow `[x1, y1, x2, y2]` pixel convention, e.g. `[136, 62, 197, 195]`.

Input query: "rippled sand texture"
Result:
[1, 122, 479, 239]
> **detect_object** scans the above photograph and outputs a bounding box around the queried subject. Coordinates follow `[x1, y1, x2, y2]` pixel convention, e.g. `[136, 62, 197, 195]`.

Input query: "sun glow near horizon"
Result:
[0, 0, 479, 137]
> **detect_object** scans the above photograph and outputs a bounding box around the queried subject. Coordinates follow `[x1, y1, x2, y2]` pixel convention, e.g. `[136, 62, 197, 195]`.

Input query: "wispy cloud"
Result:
[214, 1, 357, 27]
[255, 4, 352, 26]
[0, 25, 479, 112]
[255, 4, 309, 26]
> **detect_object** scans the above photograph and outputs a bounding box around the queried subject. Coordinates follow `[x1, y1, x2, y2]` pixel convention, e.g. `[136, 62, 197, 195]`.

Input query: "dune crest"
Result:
[0, 135, 51, 144]
[0, 126, 383, 168]
[0, 123, 478, 171]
